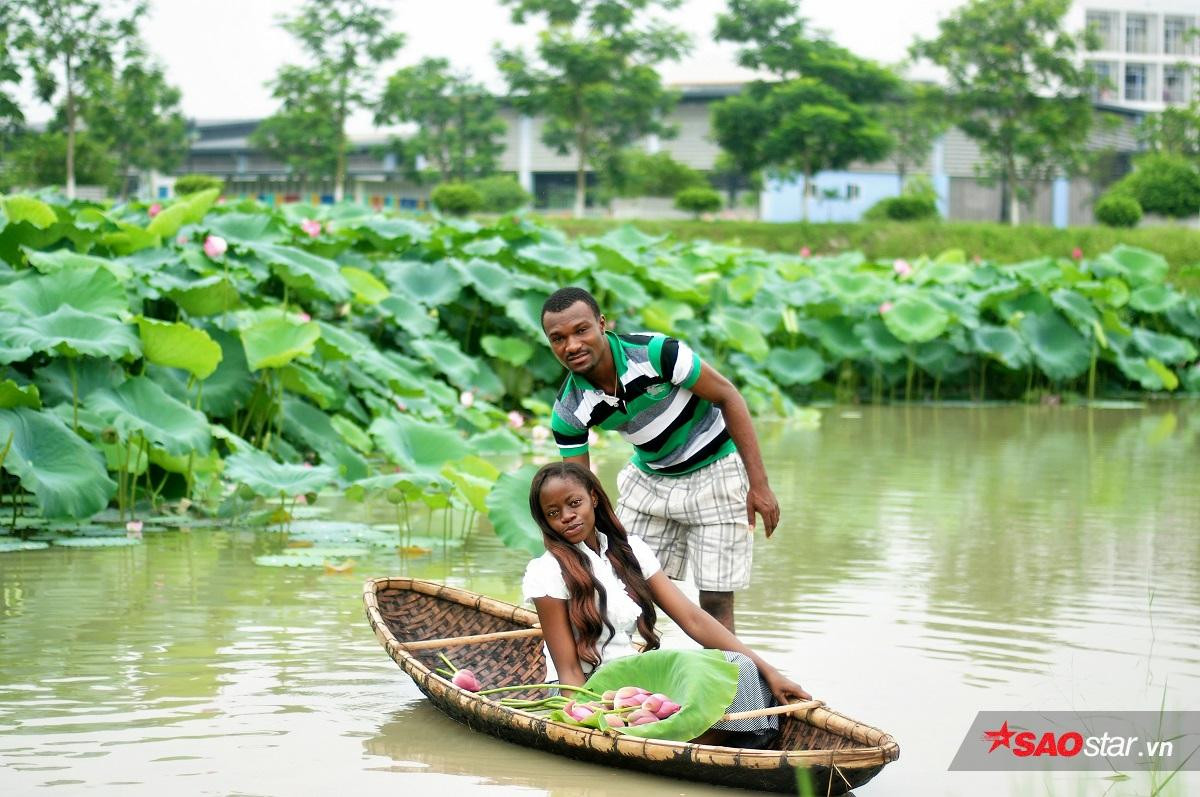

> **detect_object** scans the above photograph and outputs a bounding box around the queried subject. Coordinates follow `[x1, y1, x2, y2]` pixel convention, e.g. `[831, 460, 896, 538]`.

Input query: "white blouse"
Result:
[522, 532, 662, 682]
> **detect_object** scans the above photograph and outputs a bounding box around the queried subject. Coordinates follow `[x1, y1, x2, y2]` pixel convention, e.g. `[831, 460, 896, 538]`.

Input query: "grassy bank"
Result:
[545, 218, 1200, 292]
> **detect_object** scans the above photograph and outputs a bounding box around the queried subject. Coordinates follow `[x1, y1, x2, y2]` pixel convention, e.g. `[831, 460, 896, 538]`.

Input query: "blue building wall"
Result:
[761, 171, 903, 223]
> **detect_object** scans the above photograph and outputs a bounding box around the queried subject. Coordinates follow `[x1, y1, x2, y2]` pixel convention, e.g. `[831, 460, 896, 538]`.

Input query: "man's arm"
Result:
[564, 452, 590, 470]
[689, 362, 781, 536]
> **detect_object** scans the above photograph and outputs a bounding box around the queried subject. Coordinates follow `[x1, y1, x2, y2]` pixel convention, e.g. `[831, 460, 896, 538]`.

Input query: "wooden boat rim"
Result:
[364, 576, 900, 770]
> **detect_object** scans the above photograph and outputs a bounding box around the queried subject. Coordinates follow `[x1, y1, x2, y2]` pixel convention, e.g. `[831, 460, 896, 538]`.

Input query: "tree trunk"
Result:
[1005, 154, 1019, 226]
[801, 168, 812, 222]
[573, 130, 588, 219]
[65, 61, 76, 200]
[333, 99, 347, 203]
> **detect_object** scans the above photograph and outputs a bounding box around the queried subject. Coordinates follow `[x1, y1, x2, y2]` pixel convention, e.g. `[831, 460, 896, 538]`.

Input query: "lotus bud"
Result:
[304, 492, 318, 506]
[300, 218, 322, 237]
[799, 246, 811, 257]
[297, 312, 312, 323]
[294, 493, 308, 505]
[627, 710, 658, 726]
[386, 488, 405, 505]
[506, 410, 525, 429]
[1071, 246, 1083, 260]
[892, 258, 913, 278]
[641, 693, 665, 715]
[459, 391, 475, 408]
[655, 700, 681, 719]
[604, 714, 626, 728]
[879, 301, 894, 315]
[203, 235, 228, 258]
[236, 484, 257, 501]
[100, 426, 119, 444]
[148, 203, 162, 218]
[635, 687, 651, 696]
[451, 669, 481, 691]
[530, 425, 549, 443]
[601, 690, 617, 702]
[125, 520, 143, 535]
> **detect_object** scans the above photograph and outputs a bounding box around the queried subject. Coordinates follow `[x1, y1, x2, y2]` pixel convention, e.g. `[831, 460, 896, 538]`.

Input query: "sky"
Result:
[21, 0, 968, 129]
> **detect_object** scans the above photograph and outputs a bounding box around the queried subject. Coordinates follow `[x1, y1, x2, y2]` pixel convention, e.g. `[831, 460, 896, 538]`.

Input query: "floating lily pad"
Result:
[50, 536, 141, 547]
[0, 540, 50, 552]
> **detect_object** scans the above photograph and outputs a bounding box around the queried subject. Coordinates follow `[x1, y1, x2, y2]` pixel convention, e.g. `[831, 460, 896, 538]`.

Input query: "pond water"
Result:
[1, 404, 1198, 796]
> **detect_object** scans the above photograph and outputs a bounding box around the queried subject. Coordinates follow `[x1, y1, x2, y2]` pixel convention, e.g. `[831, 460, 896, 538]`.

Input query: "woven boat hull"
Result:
[364, 577, 898, 794]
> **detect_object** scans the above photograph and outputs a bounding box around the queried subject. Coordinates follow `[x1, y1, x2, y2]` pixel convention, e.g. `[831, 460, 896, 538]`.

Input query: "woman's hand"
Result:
[763, 668, 812, 705]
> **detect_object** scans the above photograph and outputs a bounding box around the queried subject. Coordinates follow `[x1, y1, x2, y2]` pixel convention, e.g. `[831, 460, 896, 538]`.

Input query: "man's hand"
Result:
[746, 483, 780, 537]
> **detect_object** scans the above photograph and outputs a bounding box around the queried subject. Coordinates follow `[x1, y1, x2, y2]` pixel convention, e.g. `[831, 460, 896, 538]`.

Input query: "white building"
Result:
[1073, 1, 1200, 111]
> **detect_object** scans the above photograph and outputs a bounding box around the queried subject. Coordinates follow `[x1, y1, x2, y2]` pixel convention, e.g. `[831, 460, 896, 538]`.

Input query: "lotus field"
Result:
[0, 191, 1198, 544]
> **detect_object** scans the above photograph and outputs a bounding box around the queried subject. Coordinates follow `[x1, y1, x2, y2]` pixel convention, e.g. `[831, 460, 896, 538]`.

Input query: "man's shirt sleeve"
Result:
[648, 335, 702, 389]
[550, 399, 590, 457]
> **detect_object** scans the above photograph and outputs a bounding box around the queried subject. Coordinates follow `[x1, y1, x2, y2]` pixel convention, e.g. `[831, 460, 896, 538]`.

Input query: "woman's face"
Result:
[538, 476, 598, 547]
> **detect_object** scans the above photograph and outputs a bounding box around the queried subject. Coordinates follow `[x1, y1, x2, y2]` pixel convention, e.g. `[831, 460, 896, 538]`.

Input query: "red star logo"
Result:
[983, 721, 1015, 752]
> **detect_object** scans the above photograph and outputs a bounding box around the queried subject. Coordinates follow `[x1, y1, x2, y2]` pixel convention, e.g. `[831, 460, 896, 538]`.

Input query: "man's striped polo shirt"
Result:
[550, 331, 736, 476]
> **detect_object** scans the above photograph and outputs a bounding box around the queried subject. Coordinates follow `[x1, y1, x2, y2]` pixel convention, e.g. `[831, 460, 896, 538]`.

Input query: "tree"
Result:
[879, 80, 948, 185]
[15, 0, 145, 199]
[910, 0, 1098, 226]
[0, 3, 26, 145]
[711, 0, 896, 220]
[496, 0, 690, 218]
[260, 0, 404, 201]
[376, 58, 504, 183]
[1138, 102, 1200, 160]
[80, 44, 188, 198]
[6, 130, 116, 190]
[601, 149, 704, 198]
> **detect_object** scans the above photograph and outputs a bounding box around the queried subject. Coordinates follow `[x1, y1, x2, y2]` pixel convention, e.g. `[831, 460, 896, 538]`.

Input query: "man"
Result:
[540, 286, 780, 633]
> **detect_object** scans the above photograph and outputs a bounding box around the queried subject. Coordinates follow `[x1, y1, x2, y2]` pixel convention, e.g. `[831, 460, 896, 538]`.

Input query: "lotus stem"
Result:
[0, 431, 13, 475]
[437, 652, 458, 674]
[477, 684, 604, 701]
[68, 358, 79, 432]
[979, 359, 988, 403]
[1087, 346, 1097, 402]
[139, 434, 152, 514]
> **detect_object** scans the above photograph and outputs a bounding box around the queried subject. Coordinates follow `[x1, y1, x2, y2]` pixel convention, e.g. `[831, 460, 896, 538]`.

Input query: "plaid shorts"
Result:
[615, 453, 752, 592]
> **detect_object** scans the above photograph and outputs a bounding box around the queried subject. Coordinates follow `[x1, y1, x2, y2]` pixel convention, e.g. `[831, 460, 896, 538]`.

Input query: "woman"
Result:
[522, 462, 810, 746]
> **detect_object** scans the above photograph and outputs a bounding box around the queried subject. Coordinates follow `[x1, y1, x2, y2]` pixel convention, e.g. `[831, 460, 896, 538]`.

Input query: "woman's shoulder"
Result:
[626, 535, 661, 577]
[522, 551, 568, 601]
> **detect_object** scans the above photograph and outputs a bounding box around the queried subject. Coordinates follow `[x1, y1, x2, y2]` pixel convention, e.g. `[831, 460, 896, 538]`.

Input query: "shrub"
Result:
[1111, 154, 1200, 218]
[1094, 193, 1142, 227]
[174, 174, 225, 196]
[469, 175, 531, 213]
[674, 187, 722, 217]
[430, 182, 483, 216]
[865, 194, 939, 222]
[607, 150, 707, 198]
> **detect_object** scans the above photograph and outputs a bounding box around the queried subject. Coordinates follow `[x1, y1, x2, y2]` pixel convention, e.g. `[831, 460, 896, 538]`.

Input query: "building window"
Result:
[846, 184, 860, 200]
[1088, 61, 1117, 101]
[1163, 65, 1187, 104]
[1164, 16, 1194, 56]
[1126, 13, 1151, 53]
[1125, 63, 1148, 101]
[1086, 10, 1119, 50]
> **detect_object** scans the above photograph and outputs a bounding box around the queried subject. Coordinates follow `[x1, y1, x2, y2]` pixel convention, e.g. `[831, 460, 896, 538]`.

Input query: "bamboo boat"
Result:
[364, 577, 899, 794]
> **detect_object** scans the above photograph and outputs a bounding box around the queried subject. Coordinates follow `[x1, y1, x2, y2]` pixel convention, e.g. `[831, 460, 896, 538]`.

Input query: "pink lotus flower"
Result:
[1071, 247, 1083, 260]
[506, 410, 525, 429]
[879, 301, 894, 314]
[203, 235, 228, 258]
[655, 700, 681, 719]
[892, 258, 913, 278]
[972, 254, 983, 264]
[300, 218, 322, 238]
[148, 203, 162, 218]
[216, 197, 226, 205]
[799, 246, 811, 257]
[451, 669, 481, 691]
[176, 234, 189, 245]
[627, 709, 659, 726]
[295, 494, 308, 505]
[459, 391, 475, 408]
[530, 425, 550, 443]
[125, 520, 143, 535]
[563, 700, 595, 722]
[297, 312, 312, 323]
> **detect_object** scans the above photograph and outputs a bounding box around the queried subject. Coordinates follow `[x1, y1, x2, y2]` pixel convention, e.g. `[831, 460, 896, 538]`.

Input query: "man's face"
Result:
[542, 301, 607, 375]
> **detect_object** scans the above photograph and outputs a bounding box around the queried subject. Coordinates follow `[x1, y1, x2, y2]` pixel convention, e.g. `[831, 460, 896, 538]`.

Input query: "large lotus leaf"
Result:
[1002, 257, 1061, 286]
[240, 316, 320, 370]
[765, 347, 826, 385]
[853, 317, 906, 364]
[4, 307, 141, 360]
[0, 332, 33, 364]
[204, 212, 283, 245]
[146, 188, 219, 238]
[3, 196, 57, 228]
[726, 269, 766, 304]
[1093, 245, 1169, 287]
[881, 295, 950, 344]
[640, 299, 695, 337]
[1049, 288, 1099, 332]
[330, 414, 372, 454]
[502, 291, 551, 335]
[643, 261, 711, 304]
[409, 337, 479, 390]
[0, 407, 115, 518]
[455, 257, 518, 306]
[592, 270, 650, 310]
[798, 317, 867, 360]
[198, 328, 253, 417]
[971, 325, 1031, 370]
[1131, 328, 1197, 365]
[356, 217, 431, 244]
[342, 470, 449, 503]
[581, 649, 740, 742]
[0, 380, 40, 409]
[598, 224, 665, 251]
[253, 243, 351, 302]
[914, 260, 973, 286]
[88, 376, 211, 456]
[926, 289, 980, 329]
[820, 269, 887, 305]
[22, 248, 131, 281]
[136, 318, 222, 380]
[1128, 284, 1183, 314]
[1074, 278, 1130, 308]
[340, 266, 390, 305]
[1165, 298, 1200, 338]
[378, 293, 437, 337]
[165, 274, 241, 316]
[369, 414, 470, 470]
[517, 241, 596, 274]
[481, 335, 534, 367]
[442, 462, 494, 515]
[1112, 354, 1177, 392]
[1180, 363, 1200, 393]
[468, 427, 526, 456]
[484, 463, 542, 555]
[709, 312, 769, 362]
[278, 363, 339, 409]
[1019, 311, 1092, 381]
[280, 397, 368, 481]
[382, 260, 465, 306]
[912, 339, 971, 379]
[0, 265, 126, 318]
[223, 448, 338, 498]
[460, 236, 506, 257]
[33, 358, 124, 405]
